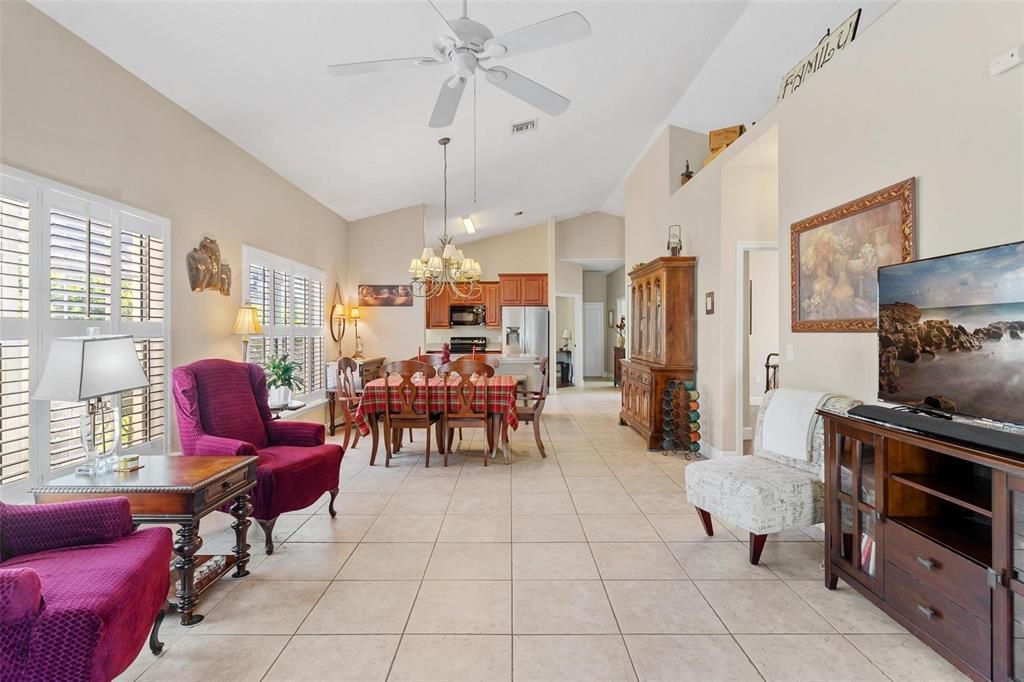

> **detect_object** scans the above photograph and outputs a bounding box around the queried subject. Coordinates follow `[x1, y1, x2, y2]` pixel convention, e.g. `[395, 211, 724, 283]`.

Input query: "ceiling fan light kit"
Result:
[327, 0, 591, 128]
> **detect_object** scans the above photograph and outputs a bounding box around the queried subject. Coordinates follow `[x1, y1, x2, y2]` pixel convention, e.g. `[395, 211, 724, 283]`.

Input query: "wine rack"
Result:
[661, 379, 701, 459]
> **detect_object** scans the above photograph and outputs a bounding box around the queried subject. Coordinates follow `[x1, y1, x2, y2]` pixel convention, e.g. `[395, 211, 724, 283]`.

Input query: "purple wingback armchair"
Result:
[0, 498, 172, 682]
[172, 359, 343, 553]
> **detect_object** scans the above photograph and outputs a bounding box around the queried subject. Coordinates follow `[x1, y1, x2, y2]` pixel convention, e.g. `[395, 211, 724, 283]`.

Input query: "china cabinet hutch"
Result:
[618, 256, 696, 449]
[822, 409, 1024, 681]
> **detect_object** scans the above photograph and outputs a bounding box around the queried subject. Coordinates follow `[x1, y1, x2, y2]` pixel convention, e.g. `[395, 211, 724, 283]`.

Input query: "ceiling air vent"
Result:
[511, 119, 538, 135]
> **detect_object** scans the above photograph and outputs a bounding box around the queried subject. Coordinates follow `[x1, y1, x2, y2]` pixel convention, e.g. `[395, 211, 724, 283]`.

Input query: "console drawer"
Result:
[885, 563, 990, 677]
[885, 520, 990, 622]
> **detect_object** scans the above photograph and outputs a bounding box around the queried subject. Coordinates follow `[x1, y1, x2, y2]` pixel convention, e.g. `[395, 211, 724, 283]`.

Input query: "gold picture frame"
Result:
[791, 178, 915, 332]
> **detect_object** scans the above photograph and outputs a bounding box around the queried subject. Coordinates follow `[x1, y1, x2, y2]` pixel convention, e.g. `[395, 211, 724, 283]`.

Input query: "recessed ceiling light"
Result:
[462, 216, 476, 234]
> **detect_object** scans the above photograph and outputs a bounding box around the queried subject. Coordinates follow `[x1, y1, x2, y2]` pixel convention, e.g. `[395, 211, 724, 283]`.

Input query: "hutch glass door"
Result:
[830, 422, 884, 593]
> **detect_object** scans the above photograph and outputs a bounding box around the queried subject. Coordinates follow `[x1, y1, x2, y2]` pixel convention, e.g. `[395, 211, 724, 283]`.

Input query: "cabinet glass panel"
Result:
[654, 279, 662, 360]
[858, 510, 878, 579]
[838, 436, 853, 496]
[839, 501, 854, 562]
[858, 441, 877, 507]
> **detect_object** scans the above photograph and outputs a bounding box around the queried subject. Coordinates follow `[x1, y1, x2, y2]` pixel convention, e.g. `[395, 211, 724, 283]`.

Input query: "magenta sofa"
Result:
[0, 498, 172, 682]
[172, 359, 343, 553]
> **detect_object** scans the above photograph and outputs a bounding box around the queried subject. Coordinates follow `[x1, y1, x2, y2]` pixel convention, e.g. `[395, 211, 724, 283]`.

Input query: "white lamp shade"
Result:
[561, 328, 572, 340]
[441, 243, 457, 259]
[33, 335, 148, 402]
[420, 247, 435, 261]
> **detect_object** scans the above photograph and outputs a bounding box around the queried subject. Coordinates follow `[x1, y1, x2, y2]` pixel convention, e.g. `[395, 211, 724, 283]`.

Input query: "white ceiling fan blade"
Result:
[484, 66, 570, 116]
[429, 77, 467, 128]
[327, 57, 443, 77]
[481, 12, 591, 59]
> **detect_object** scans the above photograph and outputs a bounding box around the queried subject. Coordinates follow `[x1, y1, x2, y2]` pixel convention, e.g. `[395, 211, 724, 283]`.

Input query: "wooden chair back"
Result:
[335, 357, 359, 399]
[440, 359, 493, 420]
[411, 354, 444, 368]
[382, 360, 436, 426]
[535, 356, 550, 400]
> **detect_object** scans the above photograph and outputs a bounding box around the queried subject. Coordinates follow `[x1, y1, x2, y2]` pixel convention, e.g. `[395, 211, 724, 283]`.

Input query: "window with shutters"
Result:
[242, 246, 326, 403]
[0, 167, 171, 491]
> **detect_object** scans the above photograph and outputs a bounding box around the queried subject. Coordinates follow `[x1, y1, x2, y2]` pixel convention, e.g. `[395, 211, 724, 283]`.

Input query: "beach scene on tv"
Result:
[877, 241, 1024, 425]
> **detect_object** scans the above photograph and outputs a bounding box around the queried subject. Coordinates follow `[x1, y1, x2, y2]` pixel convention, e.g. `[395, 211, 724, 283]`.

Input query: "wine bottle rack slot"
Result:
[661, 379, 701, 460]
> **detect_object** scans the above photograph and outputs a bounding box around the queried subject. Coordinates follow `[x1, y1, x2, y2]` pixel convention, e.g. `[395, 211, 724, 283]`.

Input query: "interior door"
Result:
[583, 302, 605, 378]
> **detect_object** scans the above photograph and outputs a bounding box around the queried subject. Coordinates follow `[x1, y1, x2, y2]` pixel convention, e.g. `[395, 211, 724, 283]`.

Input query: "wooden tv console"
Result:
[821, 409, 1024, 681]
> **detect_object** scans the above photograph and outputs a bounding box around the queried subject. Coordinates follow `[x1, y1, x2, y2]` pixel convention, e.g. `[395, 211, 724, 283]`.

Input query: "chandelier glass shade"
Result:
[409, 137, 483, 299]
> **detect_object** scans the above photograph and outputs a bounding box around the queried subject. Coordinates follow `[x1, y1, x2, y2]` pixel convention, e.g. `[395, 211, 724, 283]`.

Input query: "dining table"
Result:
[353, 374, 520, 463]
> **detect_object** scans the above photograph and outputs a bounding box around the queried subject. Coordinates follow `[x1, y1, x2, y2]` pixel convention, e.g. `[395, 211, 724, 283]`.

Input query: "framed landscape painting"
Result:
[791, 178, 915, 332]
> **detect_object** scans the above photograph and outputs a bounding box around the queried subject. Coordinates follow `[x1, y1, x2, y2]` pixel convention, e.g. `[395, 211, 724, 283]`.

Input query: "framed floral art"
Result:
[791, 178, 915, 332]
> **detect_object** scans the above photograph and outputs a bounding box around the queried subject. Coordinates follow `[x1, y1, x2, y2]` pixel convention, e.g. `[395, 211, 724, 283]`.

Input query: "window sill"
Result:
[278, 397, 327, 420]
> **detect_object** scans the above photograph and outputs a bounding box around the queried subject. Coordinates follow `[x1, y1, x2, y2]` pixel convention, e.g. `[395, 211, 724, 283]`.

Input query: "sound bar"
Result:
[848, 404, 1024, 458]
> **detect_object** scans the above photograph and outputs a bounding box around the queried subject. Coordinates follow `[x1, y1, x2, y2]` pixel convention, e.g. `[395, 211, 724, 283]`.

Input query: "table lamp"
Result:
[33, 333, 148, 474]
[350, 306, 364, 359]
[232, 302, 263, 361]
[561, 328, 571, 350]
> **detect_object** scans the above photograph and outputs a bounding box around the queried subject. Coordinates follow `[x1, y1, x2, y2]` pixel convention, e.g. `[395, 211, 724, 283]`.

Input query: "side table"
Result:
[32, 455, 258, 626]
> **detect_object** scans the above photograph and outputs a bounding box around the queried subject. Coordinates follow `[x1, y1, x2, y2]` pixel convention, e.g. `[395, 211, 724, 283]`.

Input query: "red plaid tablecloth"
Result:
[353, 375, 520, 437]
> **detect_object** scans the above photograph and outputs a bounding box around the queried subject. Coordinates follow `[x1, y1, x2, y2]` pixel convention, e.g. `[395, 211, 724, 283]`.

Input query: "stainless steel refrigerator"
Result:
[501, 306, 549, 358]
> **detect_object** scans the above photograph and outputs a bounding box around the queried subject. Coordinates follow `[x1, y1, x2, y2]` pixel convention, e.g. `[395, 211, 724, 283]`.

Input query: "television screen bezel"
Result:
[875, 239, 1024, 427]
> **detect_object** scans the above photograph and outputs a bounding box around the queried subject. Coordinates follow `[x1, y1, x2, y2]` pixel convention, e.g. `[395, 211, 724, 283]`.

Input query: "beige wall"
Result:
[582, 272, 607, 304]
[776, 0, 1023, 402]
[344, 205, 425, 362]
[556, 212, 625, 261]
[0, 0, 348, 436]
[623, 0, 1024, 455]
[465, 223, 549, 279]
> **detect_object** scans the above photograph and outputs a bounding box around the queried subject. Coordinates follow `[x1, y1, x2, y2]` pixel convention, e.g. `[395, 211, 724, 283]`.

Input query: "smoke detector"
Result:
[511, 119, 538, 135]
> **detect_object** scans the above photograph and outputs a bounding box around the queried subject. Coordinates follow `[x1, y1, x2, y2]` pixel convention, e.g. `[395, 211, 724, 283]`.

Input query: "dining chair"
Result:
[440, 359, 496, 466]
[411, 354, 444, 367]
[515, 356, 550, 457]
[334, 357, 362, 451]
[378, 360, 442, 468]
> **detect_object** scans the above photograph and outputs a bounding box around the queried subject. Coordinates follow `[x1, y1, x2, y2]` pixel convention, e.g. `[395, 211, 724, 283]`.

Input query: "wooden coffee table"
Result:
[32, 455, 258, 626]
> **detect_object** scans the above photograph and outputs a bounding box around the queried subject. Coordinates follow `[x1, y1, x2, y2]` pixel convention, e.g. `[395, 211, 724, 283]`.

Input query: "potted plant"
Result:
[266, 354, 304, 407]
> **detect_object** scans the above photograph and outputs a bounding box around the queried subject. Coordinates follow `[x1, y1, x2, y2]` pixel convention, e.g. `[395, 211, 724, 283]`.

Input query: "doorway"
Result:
[736, 242, 779, 455]
[583, 302, 605, 378]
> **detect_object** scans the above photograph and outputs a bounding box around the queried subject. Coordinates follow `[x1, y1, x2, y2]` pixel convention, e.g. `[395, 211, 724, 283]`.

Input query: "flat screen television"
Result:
[877, 240, 1024, 426]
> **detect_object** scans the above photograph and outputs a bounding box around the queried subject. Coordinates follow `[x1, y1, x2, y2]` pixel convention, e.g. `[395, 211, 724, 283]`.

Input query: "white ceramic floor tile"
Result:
[625, 635, 762, 682]
[736, 634, 888, 681]
[389, 634, 511, 682]
[298, 580, 419, 634]
[513, 635, 638, 682]
[264, 634, 400, 681]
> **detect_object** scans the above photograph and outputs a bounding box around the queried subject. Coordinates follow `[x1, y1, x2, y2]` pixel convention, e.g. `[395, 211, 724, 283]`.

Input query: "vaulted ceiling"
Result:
[31, 1, 892, 241]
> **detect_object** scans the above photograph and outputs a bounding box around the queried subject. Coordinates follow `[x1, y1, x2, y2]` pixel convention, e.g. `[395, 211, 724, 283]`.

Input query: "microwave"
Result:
[450, 305, 485, 326]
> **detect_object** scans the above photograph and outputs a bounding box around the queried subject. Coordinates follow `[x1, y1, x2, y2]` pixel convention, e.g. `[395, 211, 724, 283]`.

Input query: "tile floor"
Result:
[119, 385, 967, 681]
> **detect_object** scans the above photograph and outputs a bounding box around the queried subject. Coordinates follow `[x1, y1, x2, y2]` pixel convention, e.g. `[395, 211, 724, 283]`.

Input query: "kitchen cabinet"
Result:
[483, 282, 501, 328]
[498, 273, 547, 306]
[425, 285, 450, 329]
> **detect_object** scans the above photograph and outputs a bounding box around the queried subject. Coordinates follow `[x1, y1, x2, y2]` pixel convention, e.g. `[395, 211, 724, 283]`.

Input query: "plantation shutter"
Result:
[0, 340, 30, 485]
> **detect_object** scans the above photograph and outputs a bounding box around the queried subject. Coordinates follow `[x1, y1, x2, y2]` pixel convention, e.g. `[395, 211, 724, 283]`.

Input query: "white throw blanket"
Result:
[762, 388, 832, 463]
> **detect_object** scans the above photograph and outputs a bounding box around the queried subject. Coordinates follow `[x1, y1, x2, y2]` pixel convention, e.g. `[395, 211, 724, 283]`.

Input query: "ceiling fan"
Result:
[326, 0, 591, 128]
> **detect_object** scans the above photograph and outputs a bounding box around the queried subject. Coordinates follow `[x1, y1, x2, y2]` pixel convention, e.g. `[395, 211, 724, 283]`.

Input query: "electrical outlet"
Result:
[990, 44, 1023, 76]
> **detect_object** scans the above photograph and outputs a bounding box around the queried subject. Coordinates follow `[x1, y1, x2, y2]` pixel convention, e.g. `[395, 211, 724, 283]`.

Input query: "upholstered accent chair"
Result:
[685, 389, 860, 564]
[0, 498, 172, 682]
[173, 359, 344, 554]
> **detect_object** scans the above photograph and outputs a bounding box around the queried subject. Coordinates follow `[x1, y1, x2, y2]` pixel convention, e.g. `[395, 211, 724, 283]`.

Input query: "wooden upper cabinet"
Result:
[521, 274, 547, 305]
[425, 284, 450, 328]
[483, 283, 501, 328]
[499, 275, 522, 305]
[627, 257, 695, 368]
[499, 274, 547, 306]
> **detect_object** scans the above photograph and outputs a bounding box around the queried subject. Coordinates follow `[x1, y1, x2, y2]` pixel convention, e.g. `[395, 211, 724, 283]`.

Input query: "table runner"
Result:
[353, 375, 520, 436]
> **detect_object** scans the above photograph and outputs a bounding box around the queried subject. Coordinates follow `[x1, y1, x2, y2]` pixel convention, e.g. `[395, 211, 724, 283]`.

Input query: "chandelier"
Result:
[409, 137, 482, 299]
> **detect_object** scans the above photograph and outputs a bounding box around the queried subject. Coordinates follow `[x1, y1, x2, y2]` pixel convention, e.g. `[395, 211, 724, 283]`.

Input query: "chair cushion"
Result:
[190, 359, 268, 449]
[253, 444, 343, 519]
[0, 527, 171, 682]
[685, 457, 823, 535]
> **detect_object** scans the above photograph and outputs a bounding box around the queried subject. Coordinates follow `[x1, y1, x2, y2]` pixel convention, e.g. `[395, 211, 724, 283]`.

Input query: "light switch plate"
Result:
[990, 44, 1023, 76]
